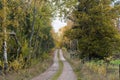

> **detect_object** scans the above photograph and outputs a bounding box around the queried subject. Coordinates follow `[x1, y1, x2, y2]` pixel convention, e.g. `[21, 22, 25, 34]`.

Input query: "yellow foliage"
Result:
[9, 60, 21, 71]
[0, 60, 3, 67]
[9, 55, 24, 71]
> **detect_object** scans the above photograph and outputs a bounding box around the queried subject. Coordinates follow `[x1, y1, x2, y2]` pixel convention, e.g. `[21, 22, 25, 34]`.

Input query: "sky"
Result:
[52, 18, 67, 33]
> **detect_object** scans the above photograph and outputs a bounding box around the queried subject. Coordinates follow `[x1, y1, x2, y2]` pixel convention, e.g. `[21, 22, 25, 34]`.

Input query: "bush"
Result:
[41, 52, 50, 61]
[110, 60, 120, 65]
[9, 55, 24, 71]
[21, 41, 30, 57]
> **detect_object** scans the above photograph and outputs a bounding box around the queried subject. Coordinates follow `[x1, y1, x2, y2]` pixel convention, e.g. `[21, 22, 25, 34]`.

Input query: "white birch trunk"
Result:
[3, 0, 8, 70]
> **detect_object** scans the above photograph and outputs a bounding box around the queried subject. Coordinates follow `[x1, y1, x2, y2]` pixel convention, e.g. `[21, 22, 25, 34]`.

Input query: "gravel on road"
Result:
[31, 49, 77, 80]
[32, 49, 59, 80]
[58, 49, 77, 80]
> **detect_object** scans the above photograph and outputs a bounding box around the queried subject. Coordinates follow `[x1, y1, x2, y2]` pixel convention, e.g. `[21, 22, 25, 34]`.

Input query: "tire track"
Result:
[32, 49, 59, 80]
[58, 49, 77, 80]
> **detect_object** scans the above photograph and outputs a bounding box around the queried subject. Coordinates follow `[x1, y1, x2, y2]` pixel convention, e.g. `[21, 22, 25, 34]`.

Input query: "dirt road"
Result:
[58, 49, 77, 80]
[32, 49, 77, 80]
[32, 49, 59, 80]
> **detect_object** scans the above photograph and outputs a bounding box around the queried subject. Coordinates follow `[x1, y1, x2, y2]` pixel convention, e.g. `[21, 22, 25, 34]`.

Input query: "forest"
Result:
[61, 0, 120, 59]
[0, 0, 56, 73]
[0, 0, 120, 80]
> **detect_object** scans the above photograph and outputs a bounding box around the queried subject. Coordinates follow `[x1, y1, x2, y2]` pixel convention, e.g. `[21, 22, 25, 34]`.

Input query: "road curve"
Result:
[58, 49, 77, 80]
[32, 49, 59, 80]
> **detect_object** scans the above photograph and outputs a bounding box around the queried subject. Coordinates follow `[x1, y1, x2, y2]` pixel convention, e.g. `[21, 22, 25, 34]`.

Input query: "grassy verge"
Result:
[51, 50, 63, 80]
[110, 60, 120, 65]
[0, 53, 53, 80]
[62, 48, 119, 80]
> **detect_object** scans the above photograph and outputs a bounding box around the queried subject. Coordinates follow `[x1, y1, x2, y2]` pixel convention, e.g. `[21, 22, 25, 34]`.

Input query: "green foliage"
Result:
[64, 0, 120, 59]
[0, 0, 56, 72]
[21, 40, 30, 57]
[9, 60, 22, 71]
[110, 60, 120, 65]
[41, 52, 50, 61]
[0, 60, 3, 68]
[9, 54, 24, 71]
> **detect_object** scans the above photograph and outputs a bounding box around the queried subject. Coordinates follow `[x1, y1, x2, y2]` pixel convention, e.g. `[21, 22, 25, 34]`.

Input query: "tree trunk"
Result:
[29, 0, 36, 47]
[3, 28, 8, 71]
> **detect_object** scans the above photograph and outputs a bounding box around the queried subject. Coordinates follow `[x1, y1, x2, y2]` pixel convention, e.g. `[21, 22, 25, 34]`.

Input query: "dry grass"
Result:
[63, 49, 119, 80]
[79, 62, 119, 80]
[0, 55, 53, 80]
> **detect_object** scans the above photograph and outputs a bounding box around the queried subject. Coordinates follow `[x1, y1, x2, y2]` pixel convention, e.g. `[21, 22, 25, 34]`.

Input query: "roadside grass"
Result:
[84, 61, 119, 80]
[110, 60, 120, 65]
[0, 53, 53, 80]
[62, 48, 119, 80]
[51, 50, 63, 80]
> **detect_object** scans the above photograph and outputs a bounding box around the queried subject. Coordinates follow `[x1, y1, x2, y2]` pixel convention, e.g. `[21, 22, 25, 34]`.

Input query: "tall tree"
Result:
[0, 0, 55, 70]
[64, 0, 120, 59]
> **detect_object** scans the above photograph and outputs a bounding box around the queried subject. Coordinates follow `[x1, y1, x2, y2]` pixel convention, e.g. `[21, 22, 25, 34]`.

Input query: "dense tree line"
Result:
[62, 0, 120, 59]
[0, 0, 56, 70]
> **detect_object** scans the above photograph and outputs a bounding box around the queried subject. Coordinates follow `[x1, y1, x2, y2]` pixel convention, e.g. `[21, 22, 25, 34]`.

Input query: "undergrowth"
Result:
[0, 52, 53, 80]
[62, 48, 119, 80]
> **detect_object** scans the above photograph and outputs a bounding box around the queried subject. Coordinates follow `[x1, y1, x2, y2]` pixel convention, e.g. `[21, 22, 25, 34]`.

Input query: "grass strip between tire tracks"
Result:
[51, 50, 63, 80]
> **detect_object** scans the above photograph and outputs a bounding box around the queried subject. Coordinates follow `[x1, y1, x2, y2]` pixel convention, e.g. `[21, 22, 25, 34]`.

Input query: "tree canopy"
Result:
[63, 0, 120, 59]
[0, 0, 57, 70]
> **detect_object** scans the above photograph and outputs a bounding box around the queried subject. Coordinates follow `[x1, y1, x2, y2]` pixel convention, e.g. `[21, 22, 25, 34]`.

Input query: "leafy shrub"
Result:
[41, 52, 50, 61]
[21, 40, 30, 57]
[9, 55, 24, 71]
[9, 60, 21, 71]
[110, 60, 120, 65]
